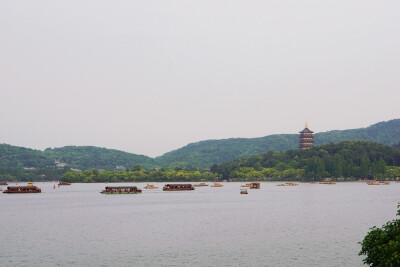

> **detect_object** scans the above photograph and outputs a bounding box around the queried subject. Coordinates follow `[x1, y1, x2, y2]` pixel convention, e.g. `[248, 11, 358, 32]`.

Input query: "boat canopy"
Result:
[7, 186, 39, 189]
[105, 186, 138, 190]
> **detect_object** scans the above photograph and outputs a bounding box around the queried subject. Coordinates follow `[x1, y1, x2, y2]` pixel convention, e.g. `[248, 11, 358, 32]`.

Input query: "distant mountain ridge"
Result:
[43, 146, 155, 170]
[155, 119, 400, 168]
[0, 119, 399, 170]
[0, 144, 155, 170]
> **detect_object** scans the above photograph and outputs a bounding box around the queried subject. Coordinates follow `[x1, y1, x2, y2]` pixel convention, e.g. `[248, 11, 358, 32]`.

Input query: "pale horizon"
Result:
[1, 1, 399, 157]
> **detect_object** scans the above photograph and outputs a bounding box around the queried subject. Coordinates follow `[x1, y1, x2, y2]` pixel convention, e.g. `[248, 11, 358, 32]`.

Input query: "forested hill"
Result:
[0, 144, 53, 168]
[155, 134, 298, 169]
[0, 144, 155, 171]
[0, 119, 399, 172]
[155, 119, 400, 168]
[211, 141, 400, 181]
[315, 120, 400, 145]
[43, 146, 155, 170]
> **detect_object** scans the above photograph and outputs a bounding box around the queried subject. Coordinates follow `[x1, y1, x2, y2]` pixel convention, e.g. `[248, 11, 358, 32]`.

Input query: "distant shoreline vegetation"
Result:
[61, 168, 219, 183]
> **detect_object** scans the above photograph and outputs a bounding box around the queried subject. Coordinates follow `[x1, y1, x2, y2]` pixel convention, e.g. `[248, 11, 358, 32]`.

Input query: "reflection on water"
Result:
[1, 182, 399, 266]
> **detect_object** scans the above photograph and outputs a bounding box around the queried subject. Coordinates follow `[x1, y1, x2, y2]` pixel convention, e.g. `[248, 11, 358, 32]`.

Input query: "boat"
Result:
[144, 184, 158, 189]
[58, 182, 71, 186]
[100, 186, 142, 194]
[285, 182, 299, 186]
[249, 182, 260, 189]
[193, 183, 209, 187]
[0, 181, 8, 185]
[211, 183, 224, 187]
[163, 184, 195, 191]
[241, 183, 252, 187]
[3, 186, 41, 193]
[27, 182, 34, 186]
[367, 181, 380, 185]
[319, 181, 336, 185]
[276, 184, 286, 186]
[378, 181, 390, 185]
[240, 189, 248, 194]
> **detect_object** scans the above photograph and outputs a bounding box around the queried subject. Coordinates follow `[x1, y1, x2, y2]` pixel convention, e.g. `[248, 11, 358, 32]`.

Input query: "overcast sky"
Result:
[1, 1, 399, 157]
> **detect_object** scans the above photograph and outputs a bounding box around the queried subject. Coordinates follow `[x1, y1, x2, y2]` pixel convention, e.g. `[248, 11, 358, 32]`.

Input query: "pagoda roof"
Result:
[299, 127, 314, 133]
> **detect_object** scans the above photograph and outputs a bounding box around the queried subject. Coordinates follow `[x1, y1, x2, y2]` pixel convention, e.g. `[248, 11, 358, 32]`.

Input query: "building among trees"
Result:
[299, 122, 314, 149]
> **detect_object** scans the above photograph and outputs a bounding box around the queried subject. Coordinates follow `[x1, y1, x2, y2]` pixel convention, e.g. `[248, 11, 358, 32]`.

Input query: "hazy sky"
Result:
[1, 1, 399, 157]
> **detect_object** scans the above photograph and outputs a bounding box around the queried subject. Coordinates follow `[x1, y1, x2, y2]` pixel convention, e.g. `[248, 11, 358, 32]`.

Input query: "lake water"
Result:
[1, 182, 399, 267]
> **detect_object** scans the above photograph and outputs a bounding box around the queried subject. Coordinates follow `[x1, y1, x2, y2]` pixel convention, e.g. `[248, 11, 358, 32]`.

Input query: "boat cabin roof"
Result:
[7, 186, 39, 189]
[164, 184, 192, 186]
[105, 186, 137, 189]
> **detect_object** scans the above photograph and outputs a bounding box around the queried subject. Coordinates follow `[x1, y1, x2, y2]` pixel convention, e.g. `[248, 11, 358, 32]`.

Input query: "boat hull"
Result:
[144, 185, 158, 189]
[163, 188, 194, 191]
[100, 191, 142, 194]
[3, 191, 41, 194]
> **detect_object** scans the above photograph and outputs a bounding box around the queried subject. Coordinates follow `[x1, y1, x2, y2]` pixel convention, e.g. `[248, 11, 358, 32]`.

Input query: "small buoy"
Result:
[53, 184, 56, 189]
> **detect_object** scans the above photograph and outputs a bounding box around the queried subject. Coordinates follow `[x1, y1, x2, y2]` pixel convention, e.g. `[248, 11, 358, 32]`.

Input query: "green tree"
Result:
[315, 158, 326, 178]
[359, 156, 371, 178]
[132, 164, 141, 172]
[372, 158, 387, 178]
[359, 203, 400, 266]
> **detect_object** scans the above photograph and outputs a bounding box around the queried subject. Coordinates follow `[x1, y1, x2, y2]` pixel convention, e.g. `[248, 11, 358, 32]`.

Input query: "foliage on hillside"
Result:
[0, 144, 53, 168]
[315, 120, 400, 146]
[394, 142, 400, 149]
[155, 119, 400, 169]
[0, 144, 156, 180]
[43, 146, 155, 170]
[155, 134, 298, 169]
[211, 141, 400, 181]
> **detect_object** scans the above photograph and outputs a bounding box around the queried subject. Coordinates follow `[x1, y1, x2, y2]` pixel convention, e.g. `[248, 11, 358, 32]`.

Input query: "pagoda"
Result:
[299, 122, 314, 149]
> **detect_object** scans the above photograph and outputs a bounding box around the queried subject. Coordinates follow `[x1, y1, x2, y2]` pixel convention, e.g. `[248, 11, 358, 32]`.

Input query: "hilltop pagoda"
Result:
[299, 122, 314, 149]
